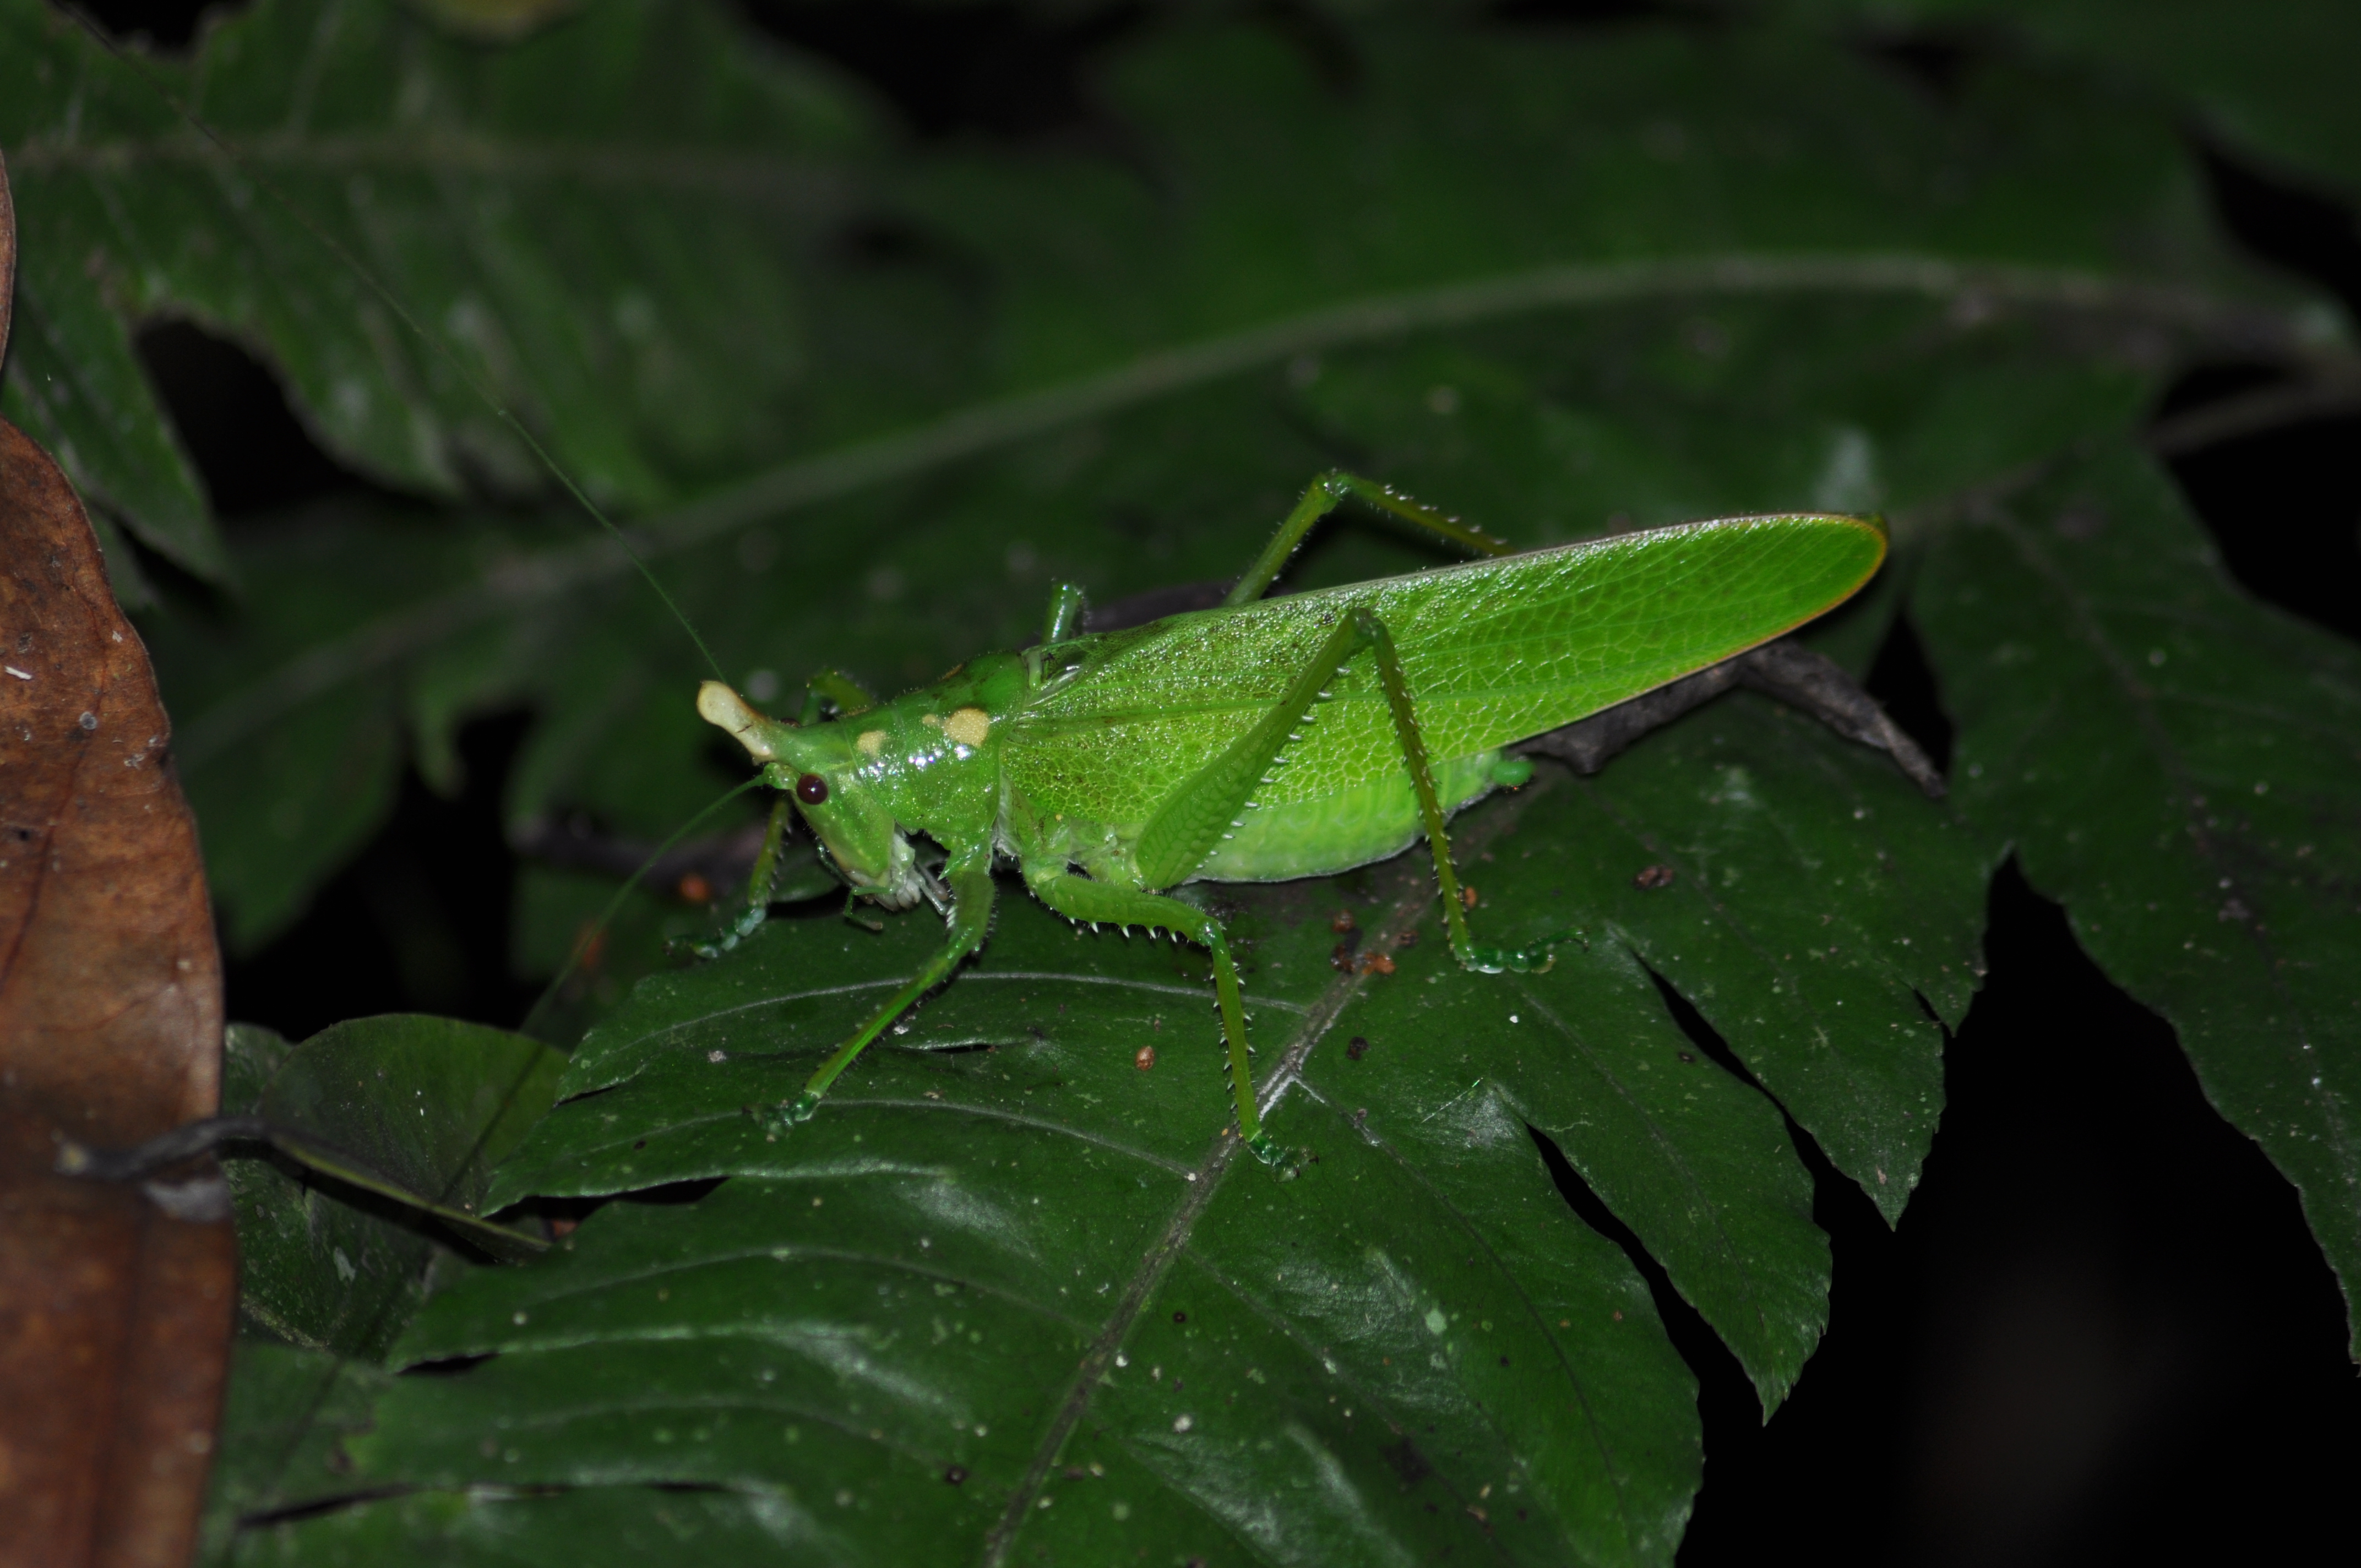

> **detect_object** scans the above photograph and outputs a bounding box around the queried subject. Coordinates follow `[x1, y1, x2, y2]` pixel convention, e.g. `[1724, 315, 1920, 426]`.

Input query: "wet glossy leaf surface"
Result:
[284, 685, 1986, 1561]
[367, 861, 1707, 1566]
[1915, 443, 2361, 1352]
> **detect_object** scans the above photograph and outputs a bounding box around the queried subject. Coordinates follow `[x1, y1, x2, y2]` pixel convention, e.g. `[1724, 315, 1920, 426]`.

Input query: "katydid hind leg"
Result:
[1350, 607, 1578, 975]
[1130, 595, 1576, 974]
[1223, 471, 1513, 607]
[1041, 581, 1089, 643]
[1134, 606, 1383, 889]
[1021, 867, 1291, 1170]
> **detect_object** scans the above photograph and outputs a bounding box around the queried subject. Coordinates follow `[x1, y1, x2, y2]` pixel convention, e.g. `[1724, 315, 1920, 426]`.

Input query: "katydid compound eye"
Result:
[796, 772, 829, 804]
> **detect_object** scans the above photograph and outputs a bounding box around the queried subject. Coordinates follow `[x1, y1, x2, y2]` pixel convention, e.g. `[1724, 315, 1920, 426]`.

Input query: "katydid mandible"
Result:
[697, 470, 1890, 1168]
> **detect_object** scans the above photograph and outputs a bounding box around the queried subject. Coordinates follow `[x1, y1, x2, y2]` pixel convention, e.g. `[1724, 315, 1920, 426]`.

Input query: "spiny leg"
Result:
[1134, 602, 1385, 889]
[1022, 865, 1284, 1168]
[1516, 639, 1946, 797]
[1133, 602, 1564, 973]
[777, 861, 997, 1124]
[1226, 470, 1514, 608]
[693, 793, 798, 959]
[1351, 607, 1565, 974]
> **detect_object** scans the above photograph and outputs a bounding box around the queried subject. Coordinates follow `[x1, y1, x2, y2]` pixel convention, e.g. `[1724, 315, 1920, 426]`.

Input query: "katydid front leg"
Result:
[772, 859, 998, 1126]
[691, 793, 796, 959]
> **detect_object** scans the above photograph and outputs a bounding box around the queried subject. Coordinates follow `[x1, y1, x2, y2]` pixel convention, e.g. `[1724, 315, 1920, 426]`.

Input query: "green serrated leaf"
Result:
[1914, 440, 2361, 1355]
[349, 852, 1707, 1564]
[1775, 0, 2361, 200]
[245, 681, 1978, 1560]
[226, 1014, 564, 1359]
[0, 0, 897, 574]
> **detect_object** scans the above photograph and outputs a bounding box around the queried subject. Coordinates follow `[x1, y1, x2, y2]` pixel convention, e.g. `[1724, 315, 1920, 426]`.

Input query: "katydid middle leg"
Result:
[1018, 866, 1282, 1166]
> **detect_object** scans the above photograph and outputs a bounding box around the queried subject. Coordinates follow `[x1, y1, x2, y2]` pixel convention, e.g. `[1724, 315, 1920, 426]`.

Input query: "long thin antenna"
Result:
[519, 775, 769, 1039]
[57, 3, 728, 682]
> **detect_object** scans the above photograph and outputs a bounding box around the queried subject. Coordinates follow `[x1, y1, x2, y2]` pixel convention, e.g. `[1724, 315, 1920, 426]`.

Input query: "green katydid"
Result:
[693, 470, 1897, 1167]
[42, 18, 1936, 1194]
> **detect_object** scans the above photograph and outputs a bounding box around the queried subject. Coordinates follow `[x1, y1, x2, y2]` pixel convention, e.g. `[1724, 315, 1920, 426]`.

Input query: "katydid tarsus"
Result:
[694, 470, 1895, 1167]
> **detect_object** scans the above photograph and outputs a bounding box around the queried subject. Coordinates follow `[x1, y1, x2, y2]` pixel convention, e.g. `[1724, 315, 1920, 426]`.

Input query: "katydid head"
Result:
[697, 681, 924, 908]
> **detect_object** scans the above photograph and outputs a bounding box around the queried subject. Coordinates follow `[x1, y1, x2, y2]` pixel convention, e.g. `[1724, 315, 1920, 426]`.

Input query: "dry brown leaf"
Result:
[0, 150, 234, 1565]
[1, 151, 13, 354]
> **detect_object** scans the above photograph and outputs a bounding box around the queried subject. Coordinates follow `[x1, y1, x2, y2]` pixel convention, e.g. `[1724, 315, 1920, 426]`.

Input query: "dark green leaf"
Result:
[1913, 441, 2361, 1353]
[0, 0, 899, 575]
[226, 1015, 563, 1358]
[198, 1342, 390, 1566]
[237, 678, 1981, 1559]
[103, 8, 2322, 951]
[355, 856, 1711, 1566]
[1775, 0, 2361, 197]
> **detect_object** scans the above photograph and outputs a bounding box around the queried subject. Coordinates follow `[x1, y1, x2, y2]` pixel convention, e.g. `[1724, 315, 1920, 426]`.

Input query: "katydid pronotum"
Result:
[693, 470, 1924, 1168]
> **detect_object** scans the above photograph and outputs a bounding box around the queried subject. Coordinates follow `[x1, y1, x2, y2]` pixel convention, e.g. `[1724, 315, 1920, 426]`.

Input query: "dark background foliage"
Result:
[47, 0, 2361, 1560]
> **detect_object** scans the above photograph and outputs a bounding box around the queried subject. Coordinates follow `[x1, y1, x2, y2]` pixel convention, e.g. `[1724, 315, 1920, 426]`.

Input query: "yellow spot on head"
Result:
[921, 712, 942, 728]
[855, 729, 886, 756]
[945, 706, 991, 748]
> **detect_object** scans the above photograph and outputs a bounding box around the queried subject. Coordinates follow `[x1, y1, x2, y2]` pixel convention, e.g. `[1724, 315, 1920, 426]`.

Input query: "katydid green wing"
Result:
[1010, 514, 1887, 878]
